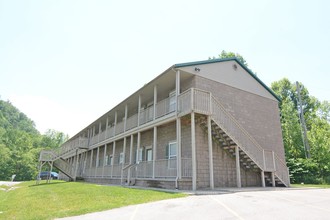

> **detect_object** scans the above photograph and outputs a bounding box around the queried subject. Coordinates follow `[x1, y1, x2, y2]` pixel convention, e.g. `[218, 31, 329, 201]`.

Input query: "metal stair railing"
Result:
[53, 158, 75, 179]
[178, 88, 290, 186]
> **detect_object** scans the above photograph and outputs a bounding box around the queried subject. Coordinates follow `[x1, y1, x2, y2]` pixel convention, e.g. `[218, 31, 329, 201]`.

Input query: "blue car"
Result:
[38, 171, 58, 179]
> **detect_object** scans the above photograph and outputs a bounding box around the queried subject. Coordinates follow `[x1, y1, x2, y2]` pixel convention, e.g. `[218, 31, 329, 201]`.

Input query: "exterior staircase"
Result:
[178, 88, 290, 187]
[38, 137, 89, 181]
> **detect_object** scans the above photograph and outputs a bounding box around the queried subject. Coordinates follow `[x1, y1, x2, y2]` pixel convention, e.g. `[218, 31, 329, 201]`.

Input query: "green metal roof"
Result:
[174, 58, 281, 102]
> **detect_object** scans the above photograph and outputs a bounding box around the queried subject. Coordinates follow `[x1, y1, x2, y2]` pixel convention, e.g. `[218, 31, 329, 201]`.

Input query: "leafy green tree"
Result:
[271, 78, 330, 183]
[0, 98, 68, 181]
[210, 50, 248, 66]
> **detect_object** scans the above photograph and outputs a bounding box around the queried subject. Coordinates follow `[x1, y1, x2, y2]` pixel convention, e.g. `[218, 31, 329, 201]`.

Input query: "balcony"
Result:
[55, 88, 212, 159]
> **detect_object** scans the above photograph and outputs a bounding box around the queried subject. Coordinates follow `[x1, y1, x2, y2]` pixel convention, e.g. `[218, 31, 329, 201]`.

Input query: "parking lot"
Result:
[58, 187, 330, 220]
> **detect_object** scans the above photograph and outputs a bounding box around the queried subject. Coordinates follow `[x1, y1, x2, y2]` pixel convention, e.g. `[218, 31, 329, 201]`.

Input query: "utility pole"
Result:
[296, 81, 311, 158]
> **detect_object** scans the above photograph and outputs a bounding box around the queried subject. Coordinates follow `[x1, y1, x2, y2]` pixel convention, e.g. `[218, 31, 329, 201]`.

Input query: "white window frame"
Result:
[136, 148, 143, 163]
[168, 141, 177, 169]
[145, 146, 153, 162]
[106, 155, 113, 166]
[119, 152, 124, 164]
[168, 141, 177, 159]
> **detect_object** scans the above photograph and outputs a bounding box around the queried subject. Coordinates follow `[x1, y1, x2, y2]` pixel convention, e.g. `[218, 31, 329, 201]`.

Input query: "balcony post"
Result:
[98, 122, 102, 143]
[90, 149, 93, 170]
[190, 88, 194, 111]
[263, 149, 266, 171]
[102, 144, 107, 178]
[121, 137, 127, 185]
[191, 112, 196, 191]
[124, 105, 128, 132]
[95, 146, 100, 178]
[105, 117, 109, 137]
[175, 70, 180, 113]
[111, 141, 116, 178]
[207, 115, 214, 189]
[261, 170, 265, 187]
[82, 152, 87, 175]
[272, 151, 276, 187]
[176, 118, 181, 179]
[138, 95, 141, 126]
[235, 145, 241, 187]
[137, 132, 141, 162]
[152, 126, 157, 179]
[128, 134, 134, 185]
[153, 85, 157, 120]
[74, 149, 79, 181]
[114, 111, 117, 135]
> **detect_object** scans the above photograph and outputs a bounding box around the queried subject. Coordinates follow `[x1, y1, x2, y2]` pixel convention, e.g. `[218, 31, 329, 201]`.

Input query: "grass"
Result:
[0, 180, 186, 220]
[291, 183, 330, 188]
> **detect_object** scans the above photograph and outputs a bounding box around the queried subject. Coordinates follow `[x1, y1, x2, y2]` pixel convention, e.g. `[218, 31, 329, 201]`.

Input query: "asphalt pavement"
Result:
[57, 187, 330, 220]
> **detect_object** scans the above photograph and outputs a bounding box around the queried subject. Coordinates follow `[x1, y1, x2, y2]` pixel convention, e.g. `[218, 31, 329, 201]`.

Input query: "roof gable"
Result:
[175, 58, 280, 102]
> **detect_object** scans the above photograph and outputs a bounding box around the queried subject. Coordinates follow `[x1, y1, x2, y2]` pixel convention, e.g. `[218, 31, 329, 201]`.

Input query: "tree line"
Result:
[0, 99, 68, 181]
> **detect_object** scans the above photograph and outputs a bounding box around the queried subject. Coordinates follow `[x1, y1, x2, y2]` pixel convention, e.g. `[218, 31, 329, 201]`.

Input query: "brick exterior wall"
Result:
[193, 76, 286, 162]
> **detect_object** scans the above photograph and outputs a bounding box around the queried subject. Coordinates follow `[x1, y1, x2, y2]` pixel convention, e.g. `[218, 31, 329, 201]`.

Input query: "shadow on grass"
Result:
[29, 181, 69, 187]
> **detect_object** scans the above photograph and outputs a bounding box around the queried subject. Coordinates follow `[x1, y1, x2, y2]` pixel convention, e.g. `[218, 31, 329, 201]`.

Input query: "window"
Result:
[168, 142, 177, 159]
[146, 147, 152, 162]
[106, 155, 112, 166]
[119, 152, 124, 164]
[167, 141, 177, 169]
[105, 155, 108, 165]
[136, 148, 143, 163]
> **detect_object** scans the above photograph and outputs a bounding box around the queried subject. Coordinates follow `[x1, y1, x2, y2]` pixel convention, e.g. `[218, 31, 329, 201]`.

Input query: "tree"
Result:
[0, 98, 68, 181]
[210, 50, 248, 66]
[271, 78, 330, 183]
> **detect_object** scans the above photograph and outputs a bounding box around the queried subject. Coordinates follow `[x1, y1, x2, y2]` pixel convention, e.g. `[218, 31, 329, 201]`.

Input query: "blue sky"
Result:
[1, 0, 329, 137]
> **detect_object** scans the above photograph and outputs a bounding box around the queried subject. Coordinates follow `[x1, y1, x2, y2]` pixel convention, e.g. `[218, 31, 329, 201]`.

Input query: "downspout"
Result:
[173, 67, 180, 190]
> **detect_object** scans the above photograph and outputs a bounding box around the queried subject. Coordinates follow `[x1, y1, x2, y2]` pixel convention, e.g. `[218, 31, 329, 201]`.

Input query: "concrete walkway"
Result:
[57, 187, 330, 220]
[0, 181, 21, 187]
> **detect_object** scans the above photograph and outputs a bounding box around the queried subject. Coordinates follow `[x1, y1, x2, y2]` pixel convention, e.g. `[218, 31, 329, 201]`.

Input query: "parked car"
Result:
[38, 171, 58, 180]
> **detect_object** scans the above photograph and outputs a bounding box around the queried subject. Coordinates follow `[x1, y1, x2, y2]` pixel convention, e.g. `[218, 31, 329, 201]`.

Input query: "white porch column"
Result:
[114, 111, 117, 135]
[121, 137, 127, 184]
[191, 112, 197, 191]
[176, 118, 182, 179]
[272, 151, 276, 187]
[111, 141, 116, 178]
[128, 134, 134, 184]
[153, 85, 157, 120]
[87, 129, 90, 146]
[102, 144, 107, 178]
[207, 115, 214, 189]
[95, 147, 100, 177]
[98, 122, 102, 142]
[272, 172, 276, 187]
[89, 150, 93, 169]
[235, 145, 241, 188]
[138, 95, 141, 126]
[137, 132, 141, 161]
[261, 170, 266, 187]
[124, 105, 128, 132]
[82, 152, 87, 175]
[74, 149, 79, 181]
[104, 116, 109, 139]
[152, 126, 157, 179]
[175, 70, 180, 112]
[123, 137, 127, 165]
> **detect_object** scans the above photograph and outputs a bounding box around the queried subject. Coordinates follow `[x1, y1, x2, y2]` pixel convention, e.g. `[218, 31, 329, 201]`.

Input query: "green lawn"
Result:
[291, 183, 330, 188]
[0, 180, 186, 220]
